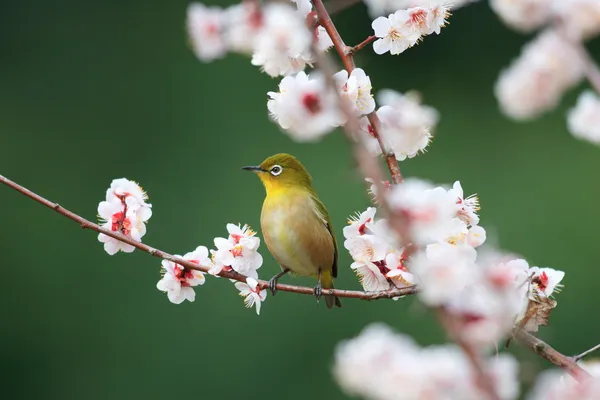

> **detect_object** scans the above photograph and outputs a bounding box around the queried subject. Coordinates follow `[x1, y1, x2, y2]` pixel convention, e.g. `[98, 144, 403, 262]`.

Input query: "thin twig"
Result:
[514, 329, 591, 381]
[574, 343, 600, 362]
[347, 36, 376, 56]
[0, 173, 417, 301]
[313, 0, 403, 184]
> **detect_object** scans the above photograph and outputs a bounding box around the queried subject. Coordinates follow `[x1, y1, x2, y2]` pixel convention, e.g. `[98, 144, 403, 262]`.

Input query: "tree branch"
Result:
[313, 0, 403, 184]
[348, 36, 376, 56]
[0, 173, 417, 301]
[514, 329, 591, 381]
[574, 343, 600, 362]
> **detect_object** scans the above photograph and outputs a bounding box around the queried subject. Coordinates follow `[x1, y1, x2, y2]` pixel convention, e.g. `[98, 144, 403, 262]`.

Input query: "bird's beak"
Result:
[241, 165, 264, 172]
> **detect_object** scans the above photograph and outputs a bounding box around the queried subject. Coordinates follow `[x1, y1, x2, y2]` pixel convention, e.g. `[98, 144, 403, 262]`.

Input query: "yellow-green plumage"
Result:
[243, 153, 341, 309]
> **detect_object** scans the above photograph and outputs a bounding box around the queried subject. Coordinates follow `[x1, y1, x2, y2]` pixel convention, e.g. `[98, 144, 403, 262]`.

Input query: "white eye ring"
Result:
[270, 165, 283, 176]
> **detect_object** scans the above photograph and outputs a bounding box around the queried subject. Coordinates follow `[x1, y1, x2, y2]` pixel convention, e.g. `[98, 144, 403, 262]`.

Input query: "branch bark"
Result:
[313, 0, 403, 184]
[514, 329, 591, 381]
[0, 173, 417, 301]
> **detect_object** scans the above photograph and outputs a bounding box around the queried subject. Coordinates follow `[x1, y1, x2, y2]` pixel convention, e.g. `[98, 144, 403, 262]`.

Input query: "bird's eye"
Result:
[270, 165, 283, 176]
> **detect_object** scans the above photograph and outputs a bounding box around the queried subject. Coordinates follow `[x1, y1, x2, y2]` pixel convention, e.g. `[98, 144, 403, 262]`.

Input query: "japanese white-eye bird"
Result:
[242, 153, 342, 309]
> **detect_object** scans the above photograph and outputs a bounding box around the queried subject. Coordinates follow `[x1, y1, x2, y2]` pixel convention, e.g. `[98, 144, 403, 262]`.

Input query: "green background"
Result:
[1, 0, 599, 398]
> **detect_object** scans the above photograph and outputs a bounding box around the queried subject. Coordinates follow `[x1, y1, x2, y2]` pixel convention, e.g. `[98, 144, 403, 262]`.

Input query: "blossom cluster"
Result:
[527, 361, 600, 399]
[97, 178, 152, 255]
[187, 1, 332, 77]
[155, 223, 267, 313]
[495, 29, 584, 121]
[349, 177, 566, 346]
[361, 90, 438, 160]
[334, 323, 520, 400]
[96, 180, 267, 312]
[364, 0, 477, 18]
[491, 0, 600, 145]
[371, 4, 450, 55]
[491, 0, 600, 38]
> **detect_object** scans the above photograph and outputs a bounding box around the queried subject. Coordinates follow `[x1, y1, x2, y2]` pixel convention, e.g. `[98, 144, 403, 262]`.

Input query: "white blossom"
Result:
[156, 246, 210, 304]
[187, 3, 228, 62]
[467, 225, 487, 247]
[495, 29, 584, 120]
[372, 11, 420, 55]
[97, 178, 152, 255]
[315, 26, 334, 52]
[490, 0, 551, 32]
[528, 368, 600, 399]
[333, 68, 376, 115]
[251, 3, 312, 77]
[528, 267, 565, 298]
[210, 224, 263, 278]
[553, 0, 600, 39]
[364, 0, 477, 18]
[334, 323, 520, 400]
[267, 71, 341, 141]
[387, 178, 458, 245]
[359, 89, 438, 161]
[224, 3, 263, 54]
[235, 277, 267, 314]
[409, 242, 478, 305]
[568, 90, 600, 145]
[448, 181, 480, 225]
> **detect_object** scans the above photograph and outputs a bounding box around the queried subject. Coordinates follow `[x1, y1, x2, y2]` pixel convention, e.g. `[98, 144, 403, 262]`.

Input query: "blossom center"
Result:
[302, 93, 322, 114]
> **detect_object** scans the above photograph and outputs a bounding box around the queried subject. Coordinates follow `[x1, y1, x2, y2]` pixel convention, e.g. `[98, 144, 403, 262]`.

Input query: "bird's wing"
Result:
[310, 193, 338, 278]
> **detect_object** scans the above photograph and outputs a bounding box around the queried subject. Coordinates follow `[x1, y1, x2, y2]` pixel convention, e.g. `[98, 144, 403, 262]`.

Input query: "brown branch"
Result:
[0, 173, 417, 301]
[573, 343, 600, 362]
[313, 0, 403, 184]
[347, 36, 376, 56]
[514, 329, 591, 381]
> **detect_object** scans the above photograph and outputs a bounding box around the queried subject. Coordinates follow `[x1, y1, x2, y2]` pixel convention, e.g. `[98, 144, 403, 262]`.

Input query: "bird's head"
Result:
[242, 153, 313, 193]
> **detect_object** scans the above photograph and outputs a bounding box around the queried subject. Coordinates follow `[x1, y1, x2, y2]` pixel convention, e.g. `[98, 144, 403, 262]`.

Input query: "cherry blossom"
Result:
[552, 0, 600, 39]
[97, 178, 152, 255]
[387, 178, 458, 245]
[359, 89, 437, 161]
[187, 3, 228, 62]
[210, 224, 263, 278]
[364, 0, 477, 18]
[267, 71, 342, 141]
[371, 5, 449, 55]
[495, 29, 584, 120]
[156, 246, 210, 304]
[448, 181, 480, 225]
[409, 242, 478, 305]
[528, 267, 565, 298]
[490, 0, 551, 32]
[372, 11, 419, 55]
[528, 368, 600, 399]
[568, 90, 600, 145]
[334, 323, 520, 400]
[333, 68, 376, 115]
[224, 3, 263, 54]
[251, 3, 312, 77]
[234, 277, 267, 315]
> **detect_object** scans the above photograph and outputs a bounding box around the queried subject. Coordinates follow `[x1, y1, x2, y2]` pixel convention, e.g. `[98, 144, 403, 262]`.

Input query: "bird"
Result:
[242, 153, 342, 309]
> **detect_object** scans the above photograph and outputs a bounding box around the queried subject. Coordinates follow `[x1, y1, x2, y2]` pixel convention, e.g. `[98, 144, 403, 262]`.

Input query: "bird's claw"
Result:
[268, 276, 278, 296]
[313, 281, 323, 300]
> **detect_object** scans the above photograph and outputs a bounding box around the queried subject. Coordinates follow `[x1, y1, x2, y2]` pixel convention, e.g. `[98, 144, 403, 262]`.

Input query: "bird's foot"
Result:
[313, 281, 323, 301]
[268, 276, 279, 296]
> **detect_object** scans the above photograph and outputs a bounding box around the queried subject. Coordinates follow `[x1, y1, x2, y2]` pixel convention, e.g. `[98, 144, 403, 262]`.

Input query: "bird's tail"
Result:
[322, 272, 342, 309]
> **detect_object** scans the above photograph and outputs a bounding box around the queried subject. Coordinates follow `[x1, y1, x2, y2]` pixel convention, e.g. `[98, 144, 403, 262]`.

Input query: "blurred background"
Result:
[1, 0, 599, 398]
